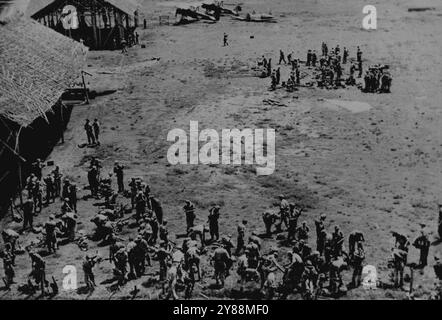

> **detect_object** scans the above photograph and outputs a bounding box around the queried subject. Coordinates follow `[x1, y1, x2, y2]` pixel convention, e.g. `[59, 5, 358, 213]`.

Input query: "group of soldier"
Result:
[363, 65, 393, 93]
[262, 42, 392, 93]
[1, 155, 441, 299]
[84, 119, 101, 146]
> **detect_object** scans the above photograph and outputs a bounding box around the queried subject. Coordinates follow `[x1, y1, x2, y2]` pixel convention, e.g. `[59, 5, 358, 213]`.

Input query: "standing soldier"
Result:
[155, 241, 171, 281]
[288, 204, 302, 241]
[236, 220, 247, 255]
[62, 212, 77, 242]
[22, 197, 34, 231]
[32, 159, 45, 181]
[32, 180, 43, 213]
[413, 228, 431, 268]
[342, 47, 348, 64]
[267, 58, 272, 77]
[109, 236, 125, 265]
[44, 215, 58, 253]
[83, 254, 98, 290]
[84, 119, 95, 145]
[148, 215, 159, 245]
[44, 174, 55, 205]
[311, 50, 317, 67]
[1, 244, 15, 289]
[208, 206, 220, 242]
[183, 200, 196, 233]
[68, 183, 78, 213]
[129, 178, 137, 209]
[62, 179, 70, 201]
[113, 161, 125, 193]
[270, 71, 277, 90]
[223, 33, 228, 46]
[114, 247, 128, 286]
[159, 220, 169, 245]
[358, 60, 363, 78]
[306, 49, 312, 66]
[315, 214, 327, 254]
[276, 67, 281, 85]
[93, 119, 100, 145]
[351, 241, 365, 288]
[88, 166, 99, 198]
[332, 225, 345, 257]
[287, 53, 293, 66]
[277, 194, 290, 232]
[356, 46, 362, 63]
[164, 262, 179, 300]
[2, 230, 18, 265]
[279, 49, 286, 64]
[348, 230, 365, 258]
[295, 66, 300, 85]
[127, 237, 137, 278]
[135, 191, 147, 222]
[213, 244, 231, 287]
[322, 42, 328, 56]
[52, 166, 62, 198]
[29, 251, 46, 295]
[134, 235, 151, 275]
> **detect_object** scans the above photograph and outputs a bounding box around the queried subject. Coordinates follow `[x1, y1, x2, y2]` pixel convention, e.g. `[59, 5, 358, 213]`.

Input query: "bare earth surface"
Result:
[2, 0, 442, 300]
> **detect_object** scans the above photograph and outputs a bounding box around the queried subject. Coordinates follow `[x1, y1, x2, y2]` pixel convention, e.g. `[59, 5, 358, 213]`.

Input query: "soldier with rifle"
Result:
[183, 200, 196, 233]
[83, 253, 100, 290]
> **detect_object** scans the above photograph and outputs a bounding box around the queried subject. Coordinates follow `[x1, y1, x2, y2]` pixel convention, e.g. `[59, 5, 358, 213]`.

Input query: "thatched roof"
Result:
[31, 0, 140, 18]
[106, 0, 140, 15]
[0, 14, 88, 127]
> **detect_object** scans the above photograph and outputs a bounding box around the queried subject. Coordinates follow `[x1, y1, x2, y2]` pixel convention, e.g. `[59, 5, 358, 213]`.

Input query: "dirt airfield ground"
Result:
[2, 0, 442, 300]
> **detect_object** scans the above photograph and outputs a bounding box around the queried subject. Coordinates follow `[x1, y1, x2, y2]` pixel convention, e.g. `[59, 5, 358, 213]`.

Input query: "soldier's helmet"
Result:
[279, 194, 285, 199]
[320, 214, 326, 220]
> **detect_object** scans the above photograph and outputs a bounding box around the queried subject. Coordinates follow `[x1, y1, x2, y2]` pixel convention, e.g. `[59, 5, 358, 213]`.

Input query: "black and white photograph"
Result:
[0, 0, 441, 307]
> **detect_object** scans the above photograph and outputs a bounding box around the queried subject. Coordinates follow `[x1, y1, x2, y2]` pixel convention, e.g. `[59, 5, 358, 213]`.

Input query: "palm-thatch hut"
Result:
[31, 0, 140, 50]
[0, 0, 88, 212]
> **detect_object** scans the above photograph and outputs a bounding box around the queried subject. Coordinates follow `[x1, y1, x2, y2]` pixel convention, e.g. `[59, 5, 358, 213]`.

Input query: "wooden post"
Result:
[59, 102, 65, 144]
[15, 129, 23, 206]
[82, 71, 90, 104]
[114, 8, 119, 46]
